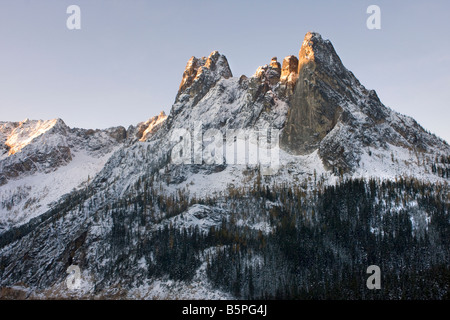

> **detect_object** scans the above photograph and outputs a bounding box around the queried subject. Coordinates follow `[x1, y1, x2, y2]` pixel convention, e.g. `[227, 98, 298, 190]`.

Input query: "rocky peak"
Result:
[178, 56, 202, 94]
[139, 111, 168, 142]
[279, 31, 449, 173]
[298, 31, 347, 78]
[252, 57, 282, 87]
[103, 126, 127, 143]
[176, 51, 232, 104]
[280, 55, 299, 95]
[204, 51, 224, 71]
[298, 31, 317, 64]
[281, 32, 359, 158]
[4, 118, 69, 156]
[267, 57, 281, 86]
[270, 57, 281, 69]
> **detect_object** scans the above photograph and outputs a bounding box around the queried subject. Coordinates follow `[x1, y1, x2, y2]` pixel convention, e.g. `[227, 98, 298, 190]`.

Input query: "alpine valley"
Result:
[0, 32, 449, 300]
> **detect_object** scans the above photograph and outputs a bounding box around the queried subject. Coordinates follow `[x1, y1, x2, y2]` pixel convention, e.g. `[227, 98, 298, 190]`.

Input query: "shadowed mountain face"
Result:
[0, 32, 449, 300]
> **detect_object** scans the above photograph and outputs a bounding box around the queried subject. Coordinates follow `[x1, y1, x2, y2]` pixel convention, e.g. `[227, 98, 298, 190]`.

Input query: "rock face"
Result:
[282, 32, 350, 154]
[279, 32, 446, 172]
[137, 111, 168, 142]
[267, 57, 281, 86]
[176, 51, 233, 106]
[280, 55, 299, 95]
[253, 57, 281, 87]
[105, 126, 127, 143]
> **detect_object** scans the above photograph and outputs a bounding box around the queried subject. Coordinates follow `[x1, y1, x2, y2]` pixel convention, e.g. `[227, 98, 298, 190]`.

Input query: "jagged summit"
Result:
[176, 51, 232, 104]
[163, 31, 448, 173]
[280, 55, 299, 94]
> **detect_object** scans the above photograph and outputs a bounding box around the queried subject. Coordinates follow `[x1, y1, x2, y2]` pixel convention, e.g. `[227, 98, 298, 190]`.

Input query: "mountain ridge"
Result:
[1, 31, 448, 233]
[0, 31, 449, 300]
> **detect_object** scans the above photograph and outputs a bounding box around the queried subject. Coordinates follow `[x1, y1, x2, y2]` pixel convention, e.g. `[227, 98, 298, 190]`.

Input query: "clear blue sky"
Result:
[0, 0, 449, 142]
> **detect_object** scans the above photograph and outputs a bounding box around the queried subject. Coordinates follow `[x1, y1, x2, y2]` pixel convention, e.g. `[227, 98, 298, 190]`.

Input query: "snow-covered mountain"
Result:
[88, 32, 449, 201]
[0, 115, 167, 231]
[0, 32, 449, 300]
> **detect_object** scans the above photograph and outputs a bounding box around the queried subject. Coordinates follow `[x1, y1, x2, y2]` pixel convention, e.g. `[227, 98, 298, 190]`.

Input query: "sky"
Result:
[0, 0, 449, 142]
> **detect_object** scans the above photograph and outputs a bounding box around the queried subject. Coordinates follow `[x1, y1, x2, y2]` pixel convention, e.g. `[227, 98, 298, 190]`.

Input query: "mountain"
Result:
[0, 118, 125, 231]
[281, 32, 448, 173]
[0, 115, 168, 231]
[0, 32, 449, 300]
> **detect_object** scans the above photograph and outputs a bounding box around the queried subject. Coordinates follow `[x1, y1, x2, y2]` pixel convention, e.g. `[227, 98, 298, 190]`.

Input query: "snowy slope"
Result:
[0, 118, 125, 231]
[0, 149, 118, 230]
